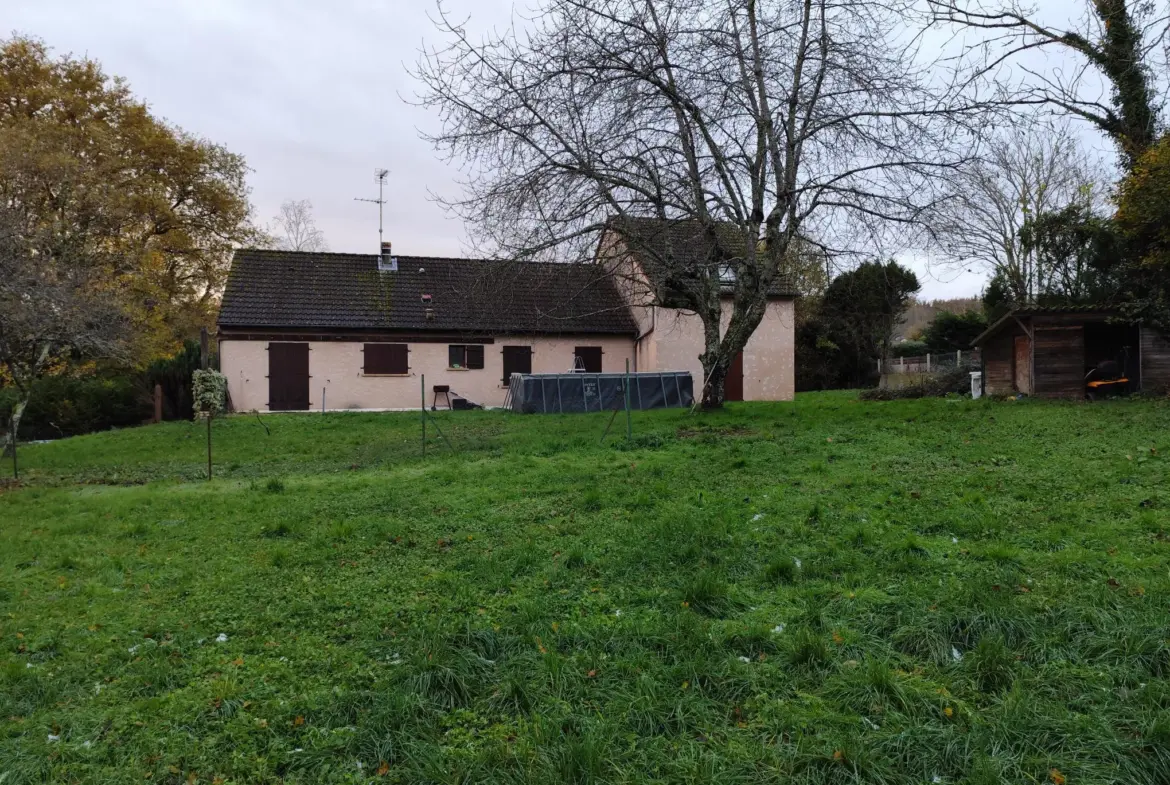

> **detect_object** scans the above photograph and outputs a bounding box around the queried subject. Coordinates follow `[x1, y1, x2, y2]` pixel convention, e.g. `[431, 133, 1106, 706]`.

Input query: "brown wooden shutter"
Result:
[364, 343, 408, 374]
[574, 346, 602, 373]
[466, 345, 485, 369]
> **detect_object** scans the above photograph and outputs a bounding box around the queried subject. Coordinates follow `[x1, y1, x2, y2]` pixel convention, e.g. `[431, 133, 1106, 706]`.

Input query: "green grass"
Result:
[2, 392, 1169, 783]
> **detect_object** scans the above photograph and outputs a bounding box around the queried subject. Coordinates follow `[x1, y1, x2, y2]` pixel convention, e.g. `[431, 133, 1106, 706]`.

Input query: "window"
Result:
[574, 346, 603, 373]
[448, 344, 485, 370]
[363, 343, 408, 375]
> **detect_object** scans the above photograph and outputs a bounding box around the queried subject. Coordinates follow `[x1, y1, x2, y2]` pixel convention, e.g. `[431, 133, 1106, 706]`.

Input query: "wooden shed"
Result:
[971, 307, 1170, 398]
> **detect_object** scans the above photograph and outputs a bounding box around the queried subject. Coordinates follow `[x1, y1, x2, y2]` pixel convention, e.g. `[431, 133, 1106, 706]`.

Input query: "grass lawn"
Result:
[2, 392, 1169, 784]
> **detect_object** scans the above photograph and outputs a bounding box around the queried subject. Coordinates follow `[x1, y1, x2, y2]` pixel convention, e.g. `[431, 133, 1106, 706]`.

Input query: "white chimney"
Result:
[378, 241, 397, 272]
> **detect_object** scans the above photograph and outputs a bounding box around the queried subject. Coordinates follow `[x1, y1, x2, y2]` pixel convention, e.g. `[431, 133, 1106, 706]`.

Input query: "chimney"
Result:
[378, 241, 397, 272]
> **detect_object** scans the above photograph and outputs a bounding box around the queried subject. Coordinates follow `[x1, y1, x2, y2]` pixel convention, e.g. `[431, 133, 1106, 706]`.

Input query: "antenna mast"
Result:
[355, 168, 389, 246]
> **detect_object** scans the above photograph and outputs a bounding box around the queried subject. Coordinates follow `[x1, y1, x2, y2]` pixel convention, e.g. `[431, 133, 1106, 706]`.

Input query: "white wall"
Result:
[646, 298, 796, 401]
[220, 335, 636, 411]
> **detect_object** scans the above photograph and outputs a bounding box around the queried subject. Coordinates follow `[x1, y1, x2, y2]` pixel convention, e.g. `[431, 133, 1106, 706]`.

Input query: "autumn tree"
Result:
[267, 199, 328, 252]
[415, 0, 977, 406]
[1114, 133, 1170, 322]
[0, 36, 257, 362]
[0, 208, 129, 454]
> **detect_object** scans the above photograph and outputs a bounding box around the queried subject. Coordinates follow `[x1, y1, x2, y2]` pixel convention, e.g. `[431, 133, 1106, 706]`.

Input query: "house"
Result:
[217, 226, 797, 411]
[598, 217, 797, 402]
[970, 306, 1170, 398]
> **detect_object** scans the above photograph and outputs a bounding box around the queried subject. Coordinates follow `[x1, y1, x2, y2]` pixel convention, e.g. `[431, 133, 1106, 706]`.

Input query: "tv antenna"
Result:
[355, 168, 389, 246]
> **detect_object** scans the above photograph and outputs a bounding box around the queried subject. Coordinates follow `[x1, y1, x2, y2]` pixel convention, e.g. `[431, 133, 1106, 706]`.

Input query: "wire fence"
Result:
[879, 349, 980, 375]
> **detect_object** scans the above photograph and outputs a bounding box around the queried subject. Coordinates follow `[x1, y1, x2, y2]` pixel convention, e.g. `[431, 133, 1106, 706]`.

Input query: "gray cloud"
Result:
[11, 0, 1109, 300]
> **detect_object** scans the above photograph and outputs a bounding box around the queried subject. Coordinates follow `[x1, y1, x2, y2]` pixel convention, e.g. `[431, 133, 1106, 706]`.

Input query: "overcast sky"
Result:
[10, 0, 1104, 301]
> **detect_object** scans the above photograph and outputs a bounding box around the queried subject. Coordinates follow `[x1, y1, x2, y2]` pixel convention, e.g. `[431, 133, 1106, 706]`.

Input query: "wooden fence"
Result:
[879, 349, 980, 375]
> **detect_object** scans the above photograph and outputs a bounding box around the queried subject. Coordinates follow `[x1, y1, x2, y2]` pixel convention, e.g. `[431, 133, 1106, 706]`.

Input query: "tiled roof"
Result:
[217, 250, 639, 335]
[970, 305, 1120, 347]
[605, 216, 798, 298]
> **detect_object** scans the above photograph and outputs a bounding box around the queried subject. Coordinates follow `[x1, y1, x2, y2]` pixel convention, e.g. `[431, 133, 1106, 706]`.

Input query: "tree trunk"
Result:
[3, 394, 28, 459]
[698, 297, 769, 409]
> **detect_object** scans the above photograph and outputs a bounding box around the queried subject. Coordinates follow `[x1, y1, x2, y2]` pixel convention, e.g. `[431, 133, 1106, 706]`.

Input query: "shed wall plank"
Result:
[1033, 326, 1084, 397]
[1141, 327, 1170, 391]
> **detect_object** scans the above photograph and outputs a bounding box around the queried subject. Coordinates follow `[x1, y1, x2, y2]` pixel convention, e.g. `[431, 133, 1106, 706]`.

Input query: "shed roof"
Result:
[217, 250, 639, 336]
[970, 306, 1121, 348]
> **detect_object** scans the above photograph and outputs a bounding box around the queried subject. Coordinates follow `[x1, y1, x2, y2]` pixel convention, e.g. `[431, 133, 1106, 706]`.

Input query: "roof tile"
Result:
[218, 250, 639, 335]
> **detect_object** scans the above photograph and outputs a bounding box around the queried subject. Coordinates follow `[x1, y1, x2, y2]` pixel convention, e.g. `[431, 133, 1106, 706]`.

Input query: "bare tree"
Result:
[267, 199, 328, 252]
[415, 0, 979, 406]
[930, 121, 1108, 302]
[0, 210, 129, 454]
[928, 0, 1168, 167]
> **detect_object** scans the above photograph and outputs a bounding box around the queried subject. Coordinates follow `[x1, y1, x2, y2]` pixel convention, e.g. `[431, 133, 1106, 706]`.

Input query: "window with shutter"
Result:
[574, 346, 603, 373]
[448, 345, 485, 369]
[363, 344, 408, 375]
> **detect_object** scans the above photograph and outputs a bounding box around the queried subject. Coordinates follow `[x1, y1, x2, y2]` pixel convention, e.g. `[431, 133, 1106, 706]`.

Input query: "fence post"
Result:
[153, 384, 163, 424]
[926, 353, 931, 372]
[420, 374, 426, 457]
[900, 356, 904, 371]
[956, 349, 961, 367]
[206, 412, 212, 481]
[625, 358, 632, 441]
[878, 357, 882, 374]
[10, 414, 16, 481]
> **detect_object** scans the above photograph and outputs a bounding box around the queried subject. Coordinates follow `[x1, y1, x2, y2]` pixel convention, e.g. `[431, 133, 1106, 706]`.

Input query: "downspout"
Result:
[634, 306, 656, 372]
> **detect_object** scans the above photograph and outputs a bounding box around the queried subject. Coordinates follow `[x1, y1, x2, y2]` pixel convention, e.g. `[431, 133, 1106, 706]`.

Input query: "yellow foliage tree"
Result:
[1114, 133, 1170, 323]
[0, 36, 258, 364]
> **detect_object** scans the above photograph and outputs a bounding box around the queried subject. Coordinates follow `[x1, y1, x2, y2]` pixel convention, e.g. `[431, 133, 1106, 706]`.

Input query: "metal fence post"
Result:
[10, 414, 16, 481]
[625, 359, 632, 441]
[926, 353, 931, 372]
[206, 412, 212, 481]
[421, 374, 426, 457]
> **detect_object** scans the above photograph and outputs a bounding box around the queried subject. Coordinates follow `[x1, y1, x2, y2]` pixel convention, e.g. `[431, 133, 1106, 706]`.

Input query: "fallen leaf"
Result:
[943, 706, 953, 718]
[1049, 769, 1065, 785]
[587, 669, 597, 678]
[376, 761, 390, 776]
[1107, 577, 1121, 588]
[293, 715, 305, 727]
[231, 657, 244, 666]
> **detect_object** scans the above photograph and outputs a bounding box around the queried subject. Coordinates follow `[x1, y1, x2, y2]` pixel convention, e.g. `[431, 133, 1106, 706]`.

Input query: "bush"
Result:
[921, 310, 987, 354]
[859, 367, 972, 401]
[145, 340, 218, 421]
[890, 341, 928, 358]
[0, 376, 149, 440]
[192, 369, 227, 416]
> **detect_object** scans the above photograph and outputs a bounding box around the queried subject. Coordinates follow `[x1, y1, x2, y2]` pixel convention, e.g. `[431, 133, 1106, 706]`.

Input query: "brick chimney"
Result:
[378, 241, 397, 272]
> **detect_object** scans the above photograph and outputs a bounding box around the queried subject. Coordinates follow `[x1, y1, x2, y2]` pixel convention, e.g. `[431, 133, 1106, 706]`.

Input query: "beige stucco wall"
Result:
[220, 335, 637, 411]
[645, 298, 795, 401]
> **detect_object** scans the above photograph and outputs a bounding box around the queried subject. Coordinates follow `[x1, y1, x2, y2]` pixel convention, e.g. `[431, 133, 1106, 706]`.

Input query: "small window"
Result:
[364, 343, 408, 375]
[574, 346, 603, 373]
[448, 344, 484, 370]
